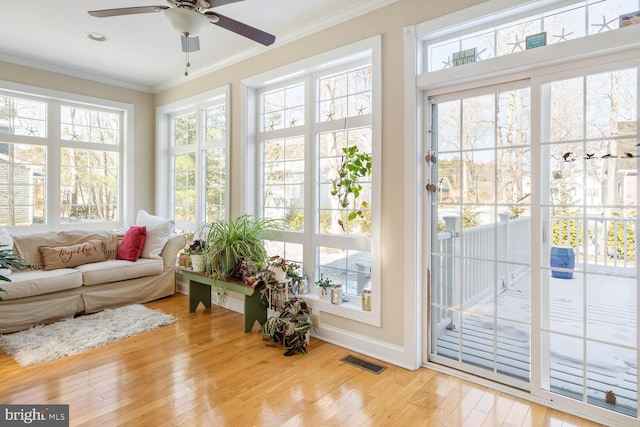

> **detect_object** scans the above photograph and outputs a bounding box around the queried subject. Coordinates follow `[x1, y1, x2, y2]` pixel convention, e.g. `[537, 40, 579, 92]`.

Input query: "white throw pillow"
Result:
[135, 210, 175, 259]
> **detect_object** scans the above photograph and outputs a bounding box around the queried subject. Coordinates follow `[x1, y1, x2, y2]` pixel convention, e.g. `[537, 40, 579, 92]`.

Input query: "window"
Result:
[425, 0, 640, 72]
[157, 86, 229, 232]
[0, 86, 129, 228]
[246, 37, 381, 324]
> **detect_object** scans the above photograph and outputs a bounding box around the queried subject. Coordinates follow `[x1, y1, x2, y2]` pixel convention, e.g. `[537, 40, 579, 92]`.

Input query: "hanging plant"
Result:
[330, 145, 372, 222]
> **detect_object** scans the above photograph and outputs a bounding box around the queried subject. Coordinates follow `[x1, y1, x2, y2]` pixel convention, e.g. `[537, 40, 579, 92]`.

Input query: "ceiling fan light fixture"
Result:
[163, 7, 210, 36]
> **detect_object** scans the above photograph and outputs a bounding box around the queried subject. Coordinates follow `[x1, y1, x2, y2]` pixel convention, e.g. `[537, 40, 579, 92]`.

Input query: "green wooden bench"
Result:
[182, 269, 266, 333]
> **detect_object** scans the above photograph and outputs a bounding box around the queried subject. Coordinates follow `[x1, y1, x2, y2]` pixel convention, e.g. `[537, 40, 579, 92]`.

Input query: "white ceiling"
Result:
[0, 0, 395, 93]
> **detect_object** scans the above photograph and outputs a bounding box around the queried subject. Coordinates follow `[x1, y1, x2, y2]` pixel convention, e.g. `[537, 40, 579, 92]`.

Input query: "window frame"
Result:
[242, 37, 382, 326]
[0, 80, 133, 232]
[156, 85, 230, 231]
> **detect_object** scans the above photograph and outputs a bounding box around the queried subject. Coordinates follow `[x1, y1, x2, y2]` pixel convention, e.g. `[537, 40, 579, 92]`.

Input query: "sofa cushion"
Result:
[40, 239, 107, 271]
[0, 268, 83, 300]
[136, 210, 174, 259]
[75, 258, 164, 286]
[117, 226, 147, 261]
[13, 230, 119, 270]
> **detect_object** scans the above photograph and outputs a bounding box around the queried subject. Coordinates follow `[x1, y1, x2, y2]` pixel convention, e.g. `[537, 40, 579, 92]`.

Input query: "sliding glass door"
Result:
[428, 82, 532, 389]
[539, 67, 638, 417]
[426, 64, 639, 420]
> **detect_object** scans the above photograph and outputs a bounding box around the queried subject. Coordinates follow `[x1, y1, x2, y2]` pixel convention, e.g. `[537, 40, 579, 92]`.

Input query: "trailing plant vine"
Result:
[329, 145, 372, 222]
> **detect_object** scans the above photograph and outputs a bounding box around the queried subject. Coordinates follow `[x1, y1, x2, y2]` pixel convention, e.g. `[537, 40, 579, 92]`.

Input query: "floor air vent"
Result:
[340, 354, 387, 374]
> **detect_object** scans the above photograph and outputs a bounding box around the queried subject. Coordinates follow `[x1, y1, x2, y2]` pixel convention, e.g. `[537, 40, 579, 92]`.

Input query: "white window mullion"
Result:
[47, 101, 60, 228]
[305, 74, 316, 278]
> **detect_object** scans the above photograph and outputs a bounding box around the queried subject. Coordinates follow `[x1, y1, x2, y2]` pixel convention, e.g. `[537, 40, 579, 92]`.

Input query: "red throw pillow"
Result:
[117, 226, 147, 261]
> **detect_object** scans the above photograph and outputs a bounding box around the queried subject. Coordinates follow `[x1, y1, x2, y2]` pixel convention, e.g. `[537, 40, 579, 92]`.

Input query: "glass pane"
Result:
[205, 147, 225, 223]
[204, 104, 226, 141]
[548, 77, 584, 142]
[547, 333, 584, 400]
[0, 95, 47, 137]
[436, 100, 461, 153]
[60, 106, 119, 145]
[173, 112, 196, 147]
[263, 83, 305, 131]
[462, 95, 495, 150]
[60, 148, 119, 223]
[0, 142, 46, 226]
[586, 341, 637, 414]
[319, 66, 371, 121]
[497, 148, 531, 205]
[263, 136, 305, 232]
[462, 149, 495, 204]
[317, 247, 370, 296]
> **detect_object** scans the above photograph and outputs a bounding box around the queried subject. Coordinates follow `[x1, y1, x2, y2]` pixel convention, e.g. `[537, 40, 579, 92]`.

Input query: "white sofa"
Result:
[0, 228, 185, 333]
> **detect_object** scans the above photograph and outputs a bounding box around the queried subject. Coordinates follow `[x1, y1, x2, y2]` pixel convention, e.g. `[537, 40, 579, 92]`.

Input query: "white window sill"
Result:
[301, 292, 380, 326]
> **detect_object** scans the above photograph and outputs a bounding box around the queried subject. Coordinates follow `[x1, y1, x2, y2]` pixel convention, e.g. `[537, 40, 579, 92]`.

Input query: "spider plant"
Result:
[201, 215, 282, 280]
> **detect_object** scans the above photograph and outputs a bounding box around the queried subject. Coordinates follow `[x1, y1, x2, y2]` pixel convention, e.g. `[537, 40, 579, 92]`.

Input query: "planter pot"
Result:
[270, 265, 287, 282]
[190, 254, 205, 272]
[550, 246, 575, 279]
[178, 253, 190, 267]
[317, 287, 329, 299]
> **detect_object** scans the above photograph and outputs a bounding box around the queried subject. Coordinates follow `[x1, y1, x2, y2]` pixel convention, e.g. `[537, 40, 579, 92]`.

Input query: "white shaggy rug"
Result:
[0, 304, 176, 366]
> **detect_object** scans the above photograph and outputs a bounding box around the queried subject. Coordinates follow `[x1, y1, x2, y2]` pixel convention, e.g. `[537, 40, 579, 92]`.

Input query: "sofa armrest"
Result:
[160, 234, 187, 271]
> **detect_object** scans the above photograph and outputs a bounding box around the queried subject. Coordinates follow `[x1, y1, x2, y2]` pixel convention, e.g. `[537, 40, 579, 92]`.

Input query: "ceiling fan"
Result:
[89, 0, 275, 74]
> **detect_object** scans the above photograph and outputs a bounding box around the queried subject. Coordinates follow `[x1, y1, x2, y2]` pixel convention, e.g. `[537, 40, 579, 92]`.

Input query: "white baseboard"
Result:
[311, 324, 415, 371]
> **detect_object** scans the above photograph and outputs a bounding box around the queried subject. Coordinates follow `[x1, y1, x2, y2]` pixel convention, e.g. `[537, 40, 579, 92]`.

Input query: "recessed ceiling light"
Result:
[86, 32, 108, 42]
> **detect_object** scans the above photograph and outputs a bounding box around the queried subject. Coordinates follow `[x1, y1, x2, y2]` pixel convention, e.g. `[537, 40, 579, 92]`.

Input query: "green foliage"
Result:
[201, 215, 283, 280]
[462, 206, 479, 229]
[262, 296, 311, 356]
[330, 145, 372, 222]
[552, 216, 583, 248]
[509, 205, 522, 219]
[314, 273, 333, 289]
[607, 218, 635, 261]
[285, 210, 304, 231]
[0, 247, 30, 301]
[184, 239, 206, 255]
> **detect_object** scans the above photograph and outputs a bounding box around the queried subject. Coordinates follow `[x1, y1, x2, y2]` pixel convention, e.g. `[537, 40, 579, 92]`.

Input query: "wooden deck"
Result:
[434, 271, 638, 417]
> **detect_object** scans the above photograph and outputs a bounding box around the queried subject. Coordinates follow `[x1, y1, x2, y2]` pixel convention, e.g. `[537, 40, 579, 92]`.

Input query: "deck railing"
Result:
[551, 215, 636, 270]
[432, 213, 636, 331]
[433, 214, 530, 330]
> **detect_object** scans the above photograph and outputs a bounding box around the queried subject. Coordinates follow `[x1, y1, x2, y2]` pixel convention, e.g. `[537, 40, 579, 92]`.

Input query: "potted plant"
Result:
[185, 239, 207, 272]
[329, 145, 372, 222]
[267, 255, 287, 282]
[262, 296, 312, 356]
[285, 261, 306, 294]
[201, 215, 282, 280]
[314, 273, 332, 299]
[0, 246, 30, 302]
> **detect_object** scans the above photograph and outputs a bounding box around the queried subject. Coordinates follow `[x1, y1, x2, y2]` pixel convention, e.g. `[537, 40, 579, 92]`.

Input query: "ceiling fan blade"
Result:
[181, 35, 201, 52]
[208, 0, 245, 7]
[206, 12, 275, 46]
[88, 6, 168, 18]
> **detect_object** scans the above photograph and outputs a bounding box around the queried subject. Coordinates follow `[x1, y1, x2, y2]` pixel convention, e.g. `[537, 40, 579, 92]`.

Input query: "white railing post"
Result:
[443, 215, 460, 329]
[499, 212, 511, 288]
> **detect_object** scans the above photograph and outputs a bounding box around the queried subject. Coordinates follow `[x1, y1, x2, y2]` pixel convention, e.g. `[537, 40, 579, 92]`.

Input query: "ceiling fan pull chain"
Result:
[184, 32, 191, 76]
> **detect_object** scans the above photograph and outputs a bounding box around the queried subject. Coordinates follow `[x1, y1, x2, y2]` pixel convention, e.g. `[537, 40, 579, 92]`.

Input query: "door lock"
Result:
[425, 151, 437, 164]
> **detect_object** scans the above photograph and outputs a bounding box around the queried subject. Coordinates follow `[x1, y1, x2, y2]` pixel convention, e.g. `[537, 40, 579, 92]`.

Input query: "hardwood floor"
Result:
[0, 294, 605, 426]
